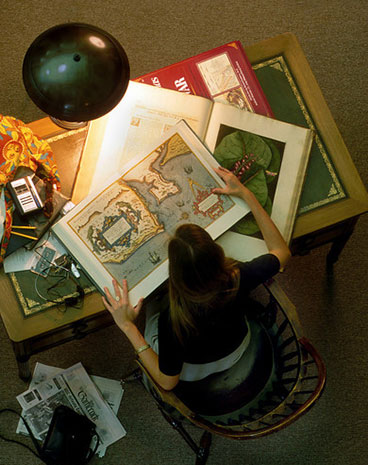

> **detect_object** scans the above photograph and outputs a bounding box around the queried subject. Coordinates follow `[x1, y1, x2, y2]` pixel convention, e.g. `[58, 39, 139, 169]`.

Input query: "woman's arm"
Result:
[102, 279, 180, 390]
[213, 166, 291, 268]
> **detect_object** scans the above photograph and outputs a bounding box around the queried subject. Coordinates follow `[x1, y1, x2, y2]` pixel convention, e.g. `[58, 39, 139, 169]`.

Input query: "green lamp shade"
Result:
[23, 23, 130, 122]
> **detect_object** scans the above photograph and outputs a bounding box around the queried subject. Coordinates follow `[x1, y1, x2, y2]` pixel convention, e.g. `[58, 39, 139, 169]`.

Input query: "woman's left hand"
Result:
[102, 278, 144, 332]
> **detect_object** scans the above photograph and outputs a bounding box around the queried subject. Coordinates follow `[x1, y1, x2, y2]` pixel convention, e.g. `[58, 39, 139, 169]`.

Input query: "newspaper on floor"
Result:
[16, 362, 126, 456]
[16, 362, 124, 458]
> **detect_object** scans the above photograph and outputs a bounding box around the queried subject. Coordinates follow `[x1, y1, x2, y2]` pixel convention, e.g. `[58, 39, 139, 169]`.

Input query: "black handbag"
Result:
[0, 405, 99, 465]
[41, 405, 99, 465]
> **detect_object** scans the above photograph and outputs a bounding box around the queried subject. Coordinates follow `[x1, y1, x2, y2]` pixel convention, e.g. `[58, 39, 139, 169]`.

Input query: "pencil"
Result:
[12, 225, 37, 230]
[10, 231, 38, 240]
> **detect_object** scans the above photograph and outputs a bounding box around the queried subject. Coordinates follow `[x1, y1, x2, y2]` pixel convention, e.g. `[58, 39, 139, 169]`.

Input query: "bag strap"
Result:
[86, 432, 100, 463]
[0, 408, 44, 461]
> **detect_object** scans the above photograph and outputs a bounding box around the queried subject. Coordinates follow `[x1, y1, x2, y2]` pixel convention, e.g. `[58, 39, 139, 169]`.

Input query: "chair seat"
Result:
[173, 320, 274, 416]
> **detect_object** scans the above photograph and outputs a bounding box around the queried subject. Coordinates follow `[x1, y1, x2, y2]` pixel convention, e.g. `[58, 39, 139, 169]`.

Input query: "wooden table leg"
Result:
[12, 341, 32, 381]
[326, 217, 358, 266]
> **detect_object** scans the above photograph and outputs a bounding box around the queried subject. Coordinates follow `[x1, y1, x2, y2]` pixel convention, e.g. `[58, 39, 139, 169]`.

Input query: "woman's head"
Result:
[168, 224, 227, 301]
[168, 224, 238, 342]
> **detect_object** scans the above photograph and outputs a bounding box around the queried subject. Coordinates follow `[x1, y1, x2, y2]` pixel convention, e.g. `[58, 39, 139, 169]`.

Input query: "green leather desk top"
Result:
[254, 56, 345, 215]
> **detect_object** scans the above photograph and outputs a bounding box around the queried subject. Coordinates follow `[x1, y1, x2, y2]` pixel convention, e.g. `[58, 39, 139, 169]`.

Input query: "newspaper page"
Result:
[16, 362, 126, 455]
[16, 363, 124, 457]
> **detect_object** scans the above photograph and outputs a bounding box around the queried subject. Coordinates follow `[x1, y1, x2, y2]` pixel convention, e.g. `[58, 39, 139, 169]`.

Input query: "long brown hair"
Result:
[168, 224, 239, 344]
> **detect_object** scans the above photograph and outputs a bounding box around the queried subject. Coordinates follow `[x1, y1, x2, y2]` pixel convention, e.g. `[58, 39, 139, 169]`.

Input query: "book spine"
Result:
[135, 53, 211, 98]
[229, 41, 274, 117]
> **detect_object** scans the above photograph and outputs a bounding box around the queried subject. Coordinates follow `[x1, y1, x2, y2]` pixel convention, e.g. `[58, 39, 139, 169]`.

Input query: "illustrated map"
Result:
[68, 132, 235, 288]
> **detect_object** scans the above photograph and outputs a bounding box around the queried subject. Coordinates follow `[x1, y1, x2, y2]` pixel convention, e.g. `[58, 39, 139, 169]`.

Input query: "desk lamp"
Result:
[22, 23, 130, 129]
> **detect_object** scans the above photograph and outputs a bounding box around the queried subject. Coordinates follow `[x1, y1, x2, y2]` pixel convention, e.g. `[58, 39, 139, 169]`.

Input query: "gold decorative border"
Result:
[9, 272, 95, 317]
[46, 126, 89, 144]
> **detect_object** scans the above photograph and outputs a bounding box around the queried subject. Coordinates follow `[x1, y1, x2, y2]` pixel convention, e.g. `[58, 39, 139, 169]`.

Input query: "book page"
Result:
[205, 102, 313, 252]
[216, 232, 269, 262]
[73, 81, 213, 203]
[197, 52, 240, 95]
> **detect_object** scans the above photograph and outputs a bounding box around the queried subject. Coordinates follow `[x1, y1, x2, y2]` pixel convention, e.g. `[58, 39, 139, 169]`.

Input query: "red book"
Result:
[135, 41, 273, 118]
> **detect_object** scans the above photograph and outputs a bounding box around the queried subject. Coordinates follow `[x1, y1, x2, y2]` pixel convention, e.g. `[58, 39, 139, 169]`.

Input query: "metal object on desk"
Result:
[8, 176, 44, 216]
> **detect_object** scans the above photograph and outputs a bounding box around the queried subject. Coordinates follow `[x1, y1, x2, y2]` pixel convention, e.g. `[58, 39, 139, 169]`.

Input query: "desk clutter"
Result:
[5, 174, 70, 257]
[8, 262, 95, 318]
[0, 116, 91, 315]
[0, 115, 62, 260]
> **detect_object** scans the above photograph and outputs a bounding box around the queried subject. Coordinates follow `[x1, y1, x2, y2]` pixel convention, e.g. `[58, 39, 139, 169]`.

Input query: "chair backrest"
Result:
[173, 317, 275, 417]
[137, 278, 326, 440]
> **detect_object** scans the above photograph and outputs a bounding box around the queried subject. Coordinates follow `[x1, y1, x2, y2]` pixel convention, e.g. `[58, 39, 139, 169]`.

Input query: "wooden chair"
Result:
[133, 278, 326, 464]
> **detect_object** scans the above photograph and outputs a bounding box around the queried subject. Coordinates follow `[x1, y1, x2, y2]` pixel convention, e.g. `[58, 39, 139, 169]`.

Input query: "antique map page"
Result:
[197, 52, 252, 112]
[53, 121, 248, 306]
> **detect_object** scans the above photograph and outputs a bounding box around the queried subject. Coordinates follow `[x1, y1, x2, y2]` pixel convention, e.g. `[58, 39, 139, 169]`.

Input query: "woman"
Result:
[102, 166, 291, 390]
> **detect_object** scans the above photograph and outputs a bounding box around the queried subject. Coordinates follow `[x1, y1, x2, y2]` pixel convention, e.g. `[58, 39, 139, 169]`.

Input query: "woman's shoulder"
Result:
[236, 253, 280, 290]
[237, 253, 280, 272]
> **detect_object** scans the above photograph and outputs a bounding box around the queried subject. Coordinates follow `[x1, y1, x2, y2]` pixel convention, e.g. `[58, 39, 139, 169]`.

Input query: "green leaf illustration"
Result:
[214, 131, 273, 176]
[245, 169, 268, 207]
[232, 196, 273, 235]
[214, 129, 280, 237]
[214, 130, 271, 205]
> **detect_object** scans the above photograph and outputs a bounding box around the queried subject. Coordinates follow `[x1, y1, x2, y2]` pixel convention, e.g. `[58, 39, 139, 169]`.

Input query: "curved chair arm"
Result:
[236, 336, 326, 439]
[134, 358, 229, 435]
[263, 278, 304, 339]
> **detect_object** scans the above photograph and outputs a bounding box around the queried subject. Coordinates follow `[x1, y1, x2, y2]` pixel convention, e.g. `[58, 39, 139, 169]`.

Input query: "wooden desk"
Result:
[1, 33, 367, 381]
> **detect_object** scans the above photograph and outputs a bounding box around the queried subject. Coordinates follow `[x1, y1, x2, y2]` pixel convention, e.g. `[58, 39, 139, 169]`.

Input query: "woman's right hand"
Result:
[102, 278, 144, 332]
[213, 166, 248, 198]
[213, 167, 290, 268]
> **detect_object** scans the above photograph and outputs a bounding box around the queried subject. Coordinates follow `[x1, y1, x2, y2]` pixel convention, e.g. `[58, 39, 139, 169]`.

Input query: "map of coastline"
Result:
[68, 133, 235, 288]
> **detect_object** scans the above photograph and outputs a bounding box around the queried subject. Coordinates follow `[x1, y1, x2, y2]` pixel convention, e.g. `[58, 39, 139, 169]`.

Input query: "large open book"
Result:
[73, 81, 221, 204]
[72, 81, 313, 255]
[53, 121, 248, 304]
